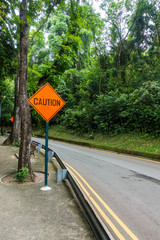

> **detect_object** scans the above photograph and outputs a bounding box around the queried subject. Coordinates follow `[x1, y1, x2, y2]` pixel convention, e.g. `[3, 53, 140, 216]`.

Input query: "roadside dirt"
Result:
[1, 171, 44, 185]
[0, 136, 45, 185]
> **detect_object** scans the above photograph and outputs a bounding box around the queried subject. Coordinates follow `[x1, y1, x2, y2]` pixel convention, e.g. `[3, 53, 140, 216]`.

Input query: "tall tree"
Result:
[3, 74, 21, 145]
[0, 1, 17, 137]
[2, 0, 64, 178]
[100, 0, 138, 85]
[18, 0, 63, 176]
[18, 0, 32, 172]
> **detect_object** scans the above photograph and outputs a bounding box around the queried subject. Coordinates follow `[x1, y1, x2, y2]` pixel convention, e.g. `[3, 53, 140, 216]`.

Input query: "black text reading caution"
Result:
[33, 98, 61, 106]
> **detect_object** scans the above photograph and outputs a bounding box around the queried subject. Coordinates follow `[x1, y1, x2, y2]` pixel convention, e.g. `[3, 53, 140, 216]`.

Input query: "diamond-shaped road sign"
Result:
[10, 117, 14, 122]
[27, 82, 66, 122]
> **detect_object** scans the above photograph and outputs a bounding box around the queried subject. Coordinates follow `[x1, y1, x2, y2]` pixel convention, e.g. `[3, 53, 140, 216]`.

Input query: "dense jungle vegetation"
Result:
[1, 0, 160, 137]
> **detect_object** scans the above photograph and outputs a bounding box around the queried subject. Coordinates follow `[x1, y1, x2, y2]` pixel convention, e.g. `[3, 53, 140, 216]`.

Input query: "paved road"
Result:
[33, 137, 160, 240]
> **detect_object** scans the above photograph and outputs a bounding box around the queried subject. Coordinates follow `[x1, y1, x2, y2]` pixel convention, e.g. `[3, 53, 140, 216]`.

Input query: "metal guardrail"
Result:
[32, 140, 112, 240]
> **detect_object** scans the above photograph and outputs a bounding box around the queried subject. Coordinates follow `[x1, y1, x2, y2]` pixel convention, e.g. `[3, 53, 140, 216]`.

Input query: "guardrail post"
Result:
[57, 169, 67, 183]
[38, 143, 42, 152]
[48, 150, 54, 162]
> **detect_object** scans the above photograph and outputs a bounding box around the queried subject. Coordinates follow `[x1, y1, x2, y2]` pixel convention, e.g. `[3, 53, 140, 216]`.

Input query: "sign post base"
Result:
[40, 186, 51, 191]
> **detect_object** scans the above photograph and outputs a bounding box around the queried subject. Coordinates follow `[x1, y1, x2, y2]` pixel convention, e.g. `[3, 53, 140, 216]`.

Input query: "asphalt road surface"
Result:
[32, 137, 160, 240]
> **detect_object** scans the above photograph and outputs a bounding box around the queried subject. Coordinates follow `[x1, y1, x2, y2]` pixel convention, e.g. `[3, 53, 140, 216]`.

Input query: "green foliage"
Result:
[2, 0, 160, 137]
[11, 141, 21, 147]
[62, 106, 94, 132]
[0, 26, 17, 79]
[126, 81, 160, 133]
[91, 81, 160, 134]
[0, 78, 14, 125]
[16, 167, 30, 182]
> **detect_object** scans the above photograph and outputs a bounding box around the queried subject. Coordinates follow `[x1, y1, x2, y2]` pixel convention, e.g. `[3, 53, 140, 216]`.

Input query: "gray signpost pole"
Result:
[40, 121, 51, 191]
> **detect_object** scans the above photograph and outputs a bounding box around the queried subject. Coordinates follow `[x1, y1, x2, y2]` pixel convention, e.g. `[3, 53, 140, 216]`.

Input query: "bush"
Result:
[16, 167, 30, 182]
[62, 106, 94, 133]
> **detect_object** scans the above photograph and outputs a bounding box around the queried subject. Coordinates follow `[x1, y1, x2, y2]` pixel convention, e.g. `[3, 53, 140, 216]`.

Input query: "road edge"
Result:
[33, 134, 160, 162]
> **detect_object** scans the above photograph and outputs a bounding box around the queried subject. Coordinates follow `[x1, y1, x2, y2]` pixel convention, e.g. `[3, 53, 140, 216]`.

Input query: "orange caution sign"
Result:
[27, 82, 66, 122]
[10, 117, 14, 122]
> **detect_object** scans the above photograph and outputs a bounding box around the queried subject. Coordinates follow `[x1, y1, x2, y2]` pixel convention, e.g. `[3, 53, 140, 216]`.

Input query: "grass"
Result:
[32, 125, 160, 155]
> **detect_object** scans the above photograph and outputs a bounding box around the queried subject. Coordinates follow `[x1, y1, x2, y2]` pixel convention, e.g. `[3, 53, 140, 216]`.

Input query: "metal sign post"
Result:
[27, 82, 66, 191]
[45, 121, 49, 187]
[40, 121, 51, 191]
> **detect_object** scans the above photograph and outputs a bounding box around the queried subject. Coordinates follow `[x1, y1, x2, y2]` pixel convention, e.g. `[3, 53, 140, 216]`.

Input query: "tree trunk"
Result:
[18, 0, 33, 178]
[117, 43, 126, 84]
[117, 44, 122, 70]
[12, 74, 21, 143]
[93, 36, 102, 94]
[3, 74, 21, 145]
